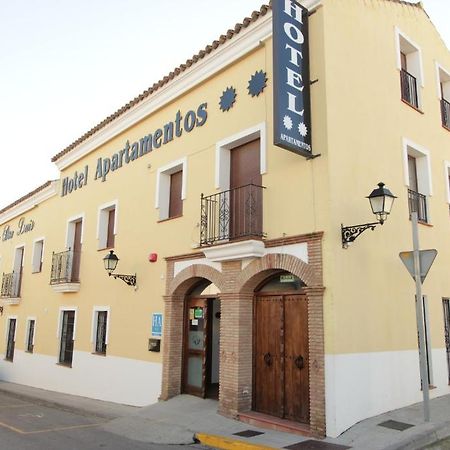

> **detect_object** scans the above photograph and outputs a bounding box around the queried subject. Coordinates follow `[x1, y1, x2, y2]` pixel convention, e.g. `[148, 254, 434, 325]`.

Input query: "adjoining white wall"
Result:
[325, 349, 450, 437]
[0, 350, 162, 407]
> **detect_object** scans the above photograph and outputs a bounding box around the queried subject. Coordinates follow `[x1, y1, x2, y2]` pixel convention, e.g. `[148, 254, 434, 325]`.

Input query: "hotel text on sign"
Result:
[273, 0, 312, 157]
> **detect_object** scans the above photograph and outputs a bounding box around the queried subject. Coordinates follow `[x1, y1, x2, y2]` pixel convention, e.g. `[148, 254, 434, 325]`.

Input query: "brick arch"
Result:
[168, 263, 226, 296]
[237, 253, 319, 294]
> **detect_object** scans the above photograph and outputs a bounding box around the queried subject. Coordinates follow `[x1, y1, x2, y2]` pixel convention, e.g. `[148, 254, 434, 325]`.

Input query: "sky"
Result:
[0, 0, 449, 209]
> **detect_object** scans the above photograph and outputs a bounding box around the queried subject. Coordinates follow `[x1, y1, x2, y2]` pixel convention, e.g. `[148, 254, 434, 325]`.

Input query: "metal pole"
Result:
[411, 211, 430, 422]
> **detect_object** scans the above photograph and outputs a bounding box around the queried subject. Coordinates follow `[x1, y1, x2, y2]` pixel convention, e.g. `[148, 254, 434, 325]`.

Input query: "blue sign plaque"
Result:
[273, 0, 312, 157]
[151, 313, 163, 337]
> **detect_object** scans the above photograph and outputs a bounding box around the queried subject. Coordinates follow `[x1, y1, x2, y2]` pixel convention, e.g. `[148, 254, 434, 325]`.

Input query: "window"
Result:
[12, 246, 24, 297]
[25, 318, 36, 353]
[396, 28, 423, 109]
[66, 216, 83, 282]
[32, 239, 44, 273]
[442, 298, 450, 384]
[445, 162, 450, 215]
[155, 158, 187, 220]
[403, 139, 432, 223]
[5, 318, 16, 361]
[436, 64, 450, 129]
[59, 310, 76, 366]
[92, 309, 109, 355]
[97, 202, 117, 249]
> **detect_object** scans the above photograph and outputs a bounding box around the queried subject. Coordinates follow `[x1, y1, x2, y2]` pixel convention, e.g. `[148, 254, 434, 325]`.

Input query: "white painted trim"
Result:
[0, 182, 57, 225]
[5, 316, 18, 341]
[55, 15, 272, 171]
[395, 26, 425, 87]
[436, 62, 450, 99]
[444, 161, 450, 203]
[0, 350, 162, 407]
[51, 283, 80, 293]
[96, 200, 118, 249]
[300, 0, 322, 10]
[215, 122, 267, 190]
[65, 213, 85, 248]
[90, 306, 111, 347]
[155, 157, 187, 220]
[24, 317, 37, 347]
[203, 240, 265, 262]
[402, 137, 433, 196]
[31, 237, 45, 273]
[57, 307, 78, 340]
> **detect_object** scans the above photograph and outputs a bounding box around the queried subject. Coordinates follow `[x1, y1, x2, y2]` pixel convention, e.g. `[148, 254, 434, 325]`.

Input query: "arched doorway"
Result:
[253, 271, 309, 423]
[182, 279, 220, 399]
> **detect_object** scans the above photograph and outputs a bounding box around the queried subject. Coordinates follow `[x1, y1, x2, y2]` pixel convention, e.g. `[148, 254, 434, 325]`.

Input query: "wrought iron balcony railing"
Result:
[1, 271, 21, 298]
[400, 69, 419, 109]
[408, 189, 428, 223]
[442, 98, 450, 129]
[200, 183, 265, 246]
[50, 249, 80, 284]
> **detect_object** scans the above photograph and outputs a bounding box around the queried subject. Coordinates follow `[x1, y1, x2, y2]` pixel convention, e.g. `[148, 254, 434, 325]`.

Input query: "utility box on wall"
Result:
[148, 338, 161, 352]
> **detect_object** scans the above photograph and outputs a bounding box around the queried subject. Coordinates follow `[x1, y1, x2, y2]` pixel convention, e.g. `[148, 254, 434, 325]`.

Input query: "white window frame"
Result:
[65, 214, 85, 249]
[31, 237, 45, 273]
[436, 62, 450, 100]
[445, 161, 450, 204]
[402, 138, 432, 196]
[24, 316, 37, 353]
[4, 315, 18, 341]
[215, 122, 267, 191]
[395, 27, 424, 108]
[90, 306, 110, 353]
[56, 306, 78, 339]
[97, 201, 118, 249]
[155, 157, 187, 220]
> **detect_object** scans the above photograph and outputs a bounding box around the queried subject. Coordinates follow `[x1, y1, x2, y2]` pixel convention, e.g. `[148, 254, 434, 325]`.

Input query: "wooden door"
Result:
[443, 299, 450, 384]
[230, 139, 262, 239]
[254, 293, 309, 423]
[13, 247, 24, 297]
[59, 311, 75, 366]
[71, 220, 82, 282]
[284, 294, 309, 422]
[254, 295, 283, 417]
[183, 298, 209, 397]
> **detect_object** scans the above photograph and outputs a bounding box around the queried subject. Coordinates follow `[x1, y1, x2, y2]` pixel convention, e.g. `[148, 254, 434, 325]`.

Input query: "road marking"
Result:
[18, 413, 44, 418]
[0, 421, 103, 435]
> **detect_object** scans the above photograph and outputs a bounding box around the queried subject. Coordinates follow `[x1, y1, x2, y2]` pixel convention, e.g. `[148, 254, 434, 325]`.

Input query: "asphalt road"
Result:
[0, 392, 211, 450]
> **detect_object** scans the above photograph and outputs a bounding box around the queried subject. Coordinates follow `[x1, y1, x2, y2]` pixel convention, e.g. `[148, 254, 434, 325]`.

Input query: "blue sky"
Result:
[0, 0, 448, 208]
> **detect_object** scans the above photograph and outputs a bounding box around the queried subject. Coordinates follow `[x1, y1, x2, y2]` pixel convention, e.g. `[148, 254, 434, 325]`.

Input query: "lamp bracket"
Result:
[109, 273, 137, 287]
[341, 222, 380, 248]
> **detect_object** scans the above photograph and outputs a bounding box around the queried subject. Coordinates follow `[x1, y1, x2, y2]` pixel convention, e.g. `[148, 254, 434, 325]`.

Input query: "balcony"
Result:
[1, 271, 22, 304]
[408, 189, 428, 223]
[200, 183, 265, 248]
[400, 69, 419, 109]
[442, 98, 450, 130]
[50, 249, 81, 293]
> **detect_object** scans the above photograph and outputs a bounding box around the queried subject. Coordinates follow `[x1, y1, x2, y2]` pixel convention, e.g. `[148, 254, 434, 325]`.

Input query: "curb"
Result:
[195, 432, 279, 450]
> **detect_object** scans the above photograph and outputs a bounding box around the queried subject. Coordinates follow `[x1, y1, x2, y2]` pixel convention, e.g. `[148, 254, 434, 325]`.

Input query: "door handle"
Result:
[263, 352, 272, 367]
[294, 355, 304, 369]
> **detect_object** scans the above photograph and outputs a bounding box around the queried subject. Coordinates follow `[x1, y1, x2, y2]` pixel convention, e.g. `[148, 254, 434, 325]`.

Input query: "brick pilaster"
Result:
[218, 292, 254, 418]
[160, 294, 184, 400]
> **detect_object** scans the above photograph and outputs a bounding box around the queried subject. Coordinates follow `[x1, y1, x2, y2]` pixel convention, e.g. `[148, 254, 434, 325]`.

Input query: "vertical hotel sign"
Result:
[273, 0, 312, 157]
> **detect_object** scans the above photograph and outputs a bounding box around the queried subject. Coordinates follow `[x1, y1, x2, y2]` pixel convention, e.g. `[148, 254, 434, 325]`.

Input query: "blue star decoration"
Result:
[248, 70, 267, 97]
[219, 87, 237, 112]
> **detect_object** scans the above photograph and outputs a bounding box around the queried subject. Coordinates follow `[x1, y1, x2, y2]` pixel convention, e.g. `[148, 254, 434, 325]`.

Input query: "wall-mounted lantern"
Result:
[103, 250, 136, 286]
[341, 182, 396, 248]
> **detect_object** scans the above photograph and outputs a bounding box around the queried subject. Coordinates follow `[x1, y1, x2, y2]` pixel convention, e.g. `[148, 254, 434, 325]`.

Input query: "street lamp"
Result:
[341, 182, 396, 248]
[103, 250, 136, 287]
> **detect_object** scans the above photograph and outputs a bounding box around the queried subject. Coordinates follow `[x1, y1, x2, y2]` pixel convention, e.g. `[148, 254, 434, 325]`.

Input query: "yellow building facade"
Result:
[1, 0, 450, 438]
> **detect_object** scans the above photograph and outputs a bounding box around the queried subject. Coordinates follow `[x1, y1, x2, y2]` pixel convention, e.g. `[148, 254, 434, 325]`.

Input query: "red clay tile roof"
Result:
[0, 181, 54, 216]
[51, 0, 422, 164]
[51, 3, 272, 163]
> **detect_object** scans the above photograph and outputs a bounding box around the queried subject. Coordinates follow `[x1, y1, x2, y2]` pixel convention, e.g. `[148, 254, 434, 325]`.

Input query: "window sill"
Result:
[158, 214, 183, 223]
[91, 352, 107, 357]
[3, 358, 13, 363]
[97, 246, 115, 252]
[408, 217, 432, 227]
[442, 124, 450, 132]
[401, 99, 424, 114]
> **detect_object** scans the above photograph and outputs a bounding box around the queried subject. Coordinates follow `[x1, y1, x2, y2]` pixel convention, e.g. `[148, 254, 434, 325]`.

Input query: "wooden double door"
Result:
[254, 293, 309, 423]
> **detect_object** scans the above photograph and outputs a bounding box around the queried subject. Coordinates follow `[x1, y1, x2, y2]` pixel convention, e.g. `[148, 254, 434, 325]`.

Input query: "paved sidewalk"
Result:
[0, 381, 449, 449]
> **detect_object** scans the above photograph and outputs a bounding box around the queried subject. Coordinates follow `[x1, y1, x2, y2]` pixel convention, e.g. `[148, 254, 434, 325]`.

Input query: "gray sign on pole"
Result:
[399, 249, 437, 283]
